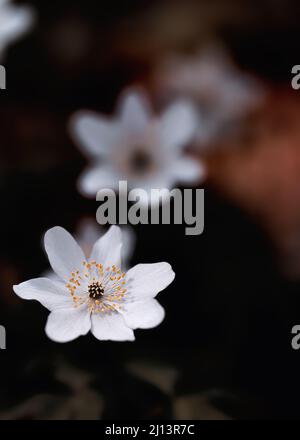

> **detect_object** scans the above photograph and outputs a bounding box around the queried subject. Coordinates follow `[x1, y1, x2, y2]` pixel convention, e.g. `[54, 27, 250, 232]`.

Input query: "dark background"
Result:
[0, 0, 300, 420]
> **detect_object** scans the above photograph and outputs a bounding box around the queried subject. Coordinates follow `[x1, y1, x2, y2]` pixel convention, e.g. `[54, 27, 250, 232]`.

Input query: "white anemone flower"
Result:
[14, 225, 174, 343]
[0, 0, 34, 58]
[70, 88, 204, 203]
[154, 46, 265, 146]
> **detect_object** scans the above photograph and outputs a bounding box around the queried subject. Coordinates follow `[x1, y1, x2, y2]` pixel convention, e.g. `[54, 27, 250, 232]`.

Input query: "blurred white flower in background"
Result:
[14, 225, 175, 342]
[0, 0, 34, 59]
[154, 45, 265, 148]
[70, 88, 204, 204]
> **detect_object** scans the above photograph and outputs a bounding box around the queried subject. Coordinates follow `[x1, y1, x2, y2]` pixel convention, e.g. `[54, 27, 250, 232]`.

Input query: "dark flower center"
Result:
[88, 281, 104, 300]
[130, 150, 152, 173]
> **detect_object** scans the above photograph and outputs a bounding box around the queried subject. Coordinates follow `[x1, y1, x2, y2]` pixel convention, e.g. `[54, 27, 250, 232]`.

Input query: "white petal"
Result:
[118, 89, 151, 135]
[69, 111, 118, 158]
[90, 225, 122, 268]
[170, 157, 206, 184]
[13, 278, 71, 311]
[0, 5, 34, 42]
[77, 220, 135, 268]
[126, 262, 175, 299]
[160, 101, 197, 150]
[132, 175, 174, 207]
[122, 299, 165, 329]
[91, 312, 135, 341]
[45, 306, 91, 343]
[44, 227, 86, 281]
[78, 164, 118, 197]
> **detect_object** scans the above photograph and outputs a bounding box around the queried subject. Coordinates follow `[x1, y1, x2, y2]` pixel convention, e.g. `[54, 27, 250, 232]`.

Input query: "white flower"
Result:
[154, 46, 265, 146]
[0, 0, 34, 58]
[70, 88, 204, 202]
[14, 225, 174, 343]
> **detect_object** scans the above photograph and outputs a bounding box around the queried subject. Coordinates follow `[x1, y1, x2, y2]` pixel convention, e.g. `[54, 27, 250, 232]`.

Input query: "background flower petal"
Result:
[131, 176, 174, 207]
[78, 164, 118, 197]
[0, 4, 34, 43]
[70, 111, 118, 157]
[160, 101, 197, 150]
[170, 157, 206, 184]
[118, 89, 151, 135]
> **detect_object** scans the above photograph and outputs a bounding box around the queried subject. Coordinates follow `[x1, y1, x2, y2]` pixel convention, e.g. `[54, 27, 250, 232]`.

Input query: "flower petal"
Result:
[76, 218, 102, 257]
[78, 164, 118, 197]
[170, 157, 206, 184]
[118, 89, 151, 135]
[91, 312, 135, 341]
[70, 111, 118, 158]
[13, 277, 71, 311]
[160, 101, 197, 150]
[126, 262, 175, 299]
[131, 175, 174, 207]
[45, 306, 91, 343]
[122, 299, 165, 329]
[0, 5, 34, 42]
[90, 225, 122, 268]
[44, 227, 86, 281]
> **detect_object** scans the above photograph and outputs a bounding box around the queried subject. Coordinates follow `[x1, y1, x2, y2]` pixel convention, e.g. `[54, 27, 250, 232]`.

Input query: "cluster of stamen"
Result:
[88, 281, 104, 300]
[65, 260, 127, 315]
